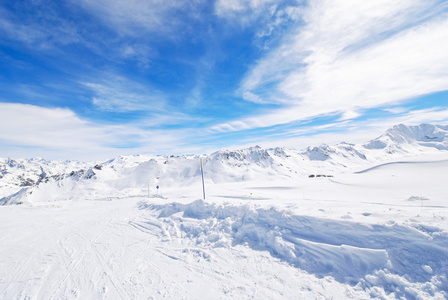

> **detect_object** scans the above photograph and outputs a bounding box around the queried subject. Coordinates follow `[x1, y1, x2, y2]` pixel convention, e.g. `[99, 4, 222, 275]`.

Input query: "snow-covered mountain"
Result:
[363, 123, 448, 151]
[1, 123, 447, 205]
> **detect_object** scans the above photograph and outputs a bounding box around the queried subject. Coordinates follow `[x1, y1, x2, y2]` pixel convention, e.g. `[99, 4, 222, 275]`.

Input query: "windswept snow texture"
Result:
[142, 200, 448, 285]
[1, 123, 448, 299]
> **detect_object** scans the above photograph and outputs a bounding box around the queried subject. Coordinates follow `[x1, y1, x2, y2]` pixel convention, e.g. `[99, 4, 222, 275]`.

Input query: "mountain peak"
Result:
[363, 123, 448, 151]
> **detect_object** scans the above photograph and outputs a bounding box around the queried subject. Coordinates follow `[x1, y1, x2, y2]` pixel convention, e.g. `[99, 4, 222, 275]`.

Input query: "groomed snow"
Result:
[1, 124, 448, 299]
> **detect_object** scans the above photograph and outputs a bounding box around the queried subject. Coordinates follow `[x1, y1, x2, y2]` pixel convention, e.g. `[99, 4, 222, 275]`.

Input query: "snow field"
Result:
[0, 198, 377, 299]
[1, 124, 448, 299]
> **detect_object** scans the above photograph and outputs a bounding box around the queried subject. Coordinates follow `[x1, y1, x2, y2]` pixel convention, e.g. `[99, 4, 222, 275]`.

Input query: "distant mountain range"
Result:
[1, 123, 447, 205]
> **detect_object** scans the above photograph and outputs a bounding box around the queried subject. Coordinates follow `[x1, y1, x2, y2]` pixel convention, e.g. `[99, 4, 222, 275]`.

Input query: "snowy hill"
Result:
[1, 123, 447, 205]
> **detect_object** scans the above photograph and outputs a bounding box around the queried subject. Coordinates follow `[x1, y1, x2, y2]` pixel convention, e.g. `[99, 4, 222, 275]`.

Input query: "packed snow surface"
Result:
[1, 123, 448, 299]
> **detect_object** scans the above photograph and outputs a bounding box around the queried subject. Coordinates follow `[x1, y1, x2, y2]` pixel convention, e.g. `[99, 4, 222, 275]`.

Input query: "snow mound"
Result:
[136, 200, 448, 289]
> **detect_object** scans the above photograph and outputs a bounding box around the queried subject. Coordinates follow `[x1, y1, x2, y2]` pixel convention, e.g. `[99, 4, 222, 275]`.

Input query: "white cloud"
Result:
[223, 0, 448, 132]
[0, 103, 107, 154]
[338, 110, 362, 121]
[282, 13, 448, 109]
[0, 103, 191, 160]
[383, 107, 409, 114]
[216, 107, 448, 152]
[379, 107, 448, 126]
[210, 104, 336, 133]
[242, 91, 265, 104]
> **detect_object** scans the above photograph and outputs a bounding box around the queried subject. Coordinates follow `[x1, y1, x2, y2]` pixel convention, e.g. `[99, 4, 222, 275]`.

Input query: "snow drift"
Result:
[136, 199, 448, 290]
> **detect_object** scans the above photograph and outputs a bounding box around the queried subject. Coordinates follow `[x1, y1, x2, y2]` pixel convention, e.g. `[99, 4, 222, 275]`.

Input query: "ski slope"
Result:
[1, 124, 448, 299]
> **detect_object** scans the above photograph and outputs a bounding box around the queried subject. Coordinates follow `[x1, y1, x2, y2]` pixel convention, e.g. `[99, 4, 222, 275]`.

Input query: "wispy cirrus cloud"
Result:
[76, 0, 205, 36]
[222, 0, 448, 132]
[215, 0, 304, 41]
[215, 0, 277, 18]
[220, 106, 448, 152]
[80, 74, 208, 129]
[0, 5, 82, 49]
[0, 2, 159, 66]
[81, 75, 167, 112]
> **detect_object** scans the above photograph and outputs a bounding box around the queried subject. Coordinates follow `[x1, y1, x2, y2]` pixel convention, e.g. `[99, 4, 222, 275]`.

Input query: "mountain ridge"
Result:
[1, 123, 447, 205]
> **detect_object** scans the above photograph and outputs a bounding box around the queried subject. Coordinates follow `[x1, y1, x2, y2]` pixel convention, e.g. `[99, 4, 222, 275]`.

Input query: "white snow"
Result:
[1, 123, 448, 299]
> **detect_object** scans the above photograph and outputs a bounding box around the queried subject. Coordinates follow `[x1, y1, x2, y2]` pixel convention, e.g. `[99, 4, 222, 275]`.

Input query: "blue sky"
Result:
[1, 0, 448, 160]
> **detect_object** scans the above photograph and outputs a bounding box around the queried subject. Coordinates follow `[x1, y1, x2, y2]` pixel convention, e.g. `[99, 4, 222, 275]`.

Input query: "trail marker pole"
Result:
[201, 158, 206, 200]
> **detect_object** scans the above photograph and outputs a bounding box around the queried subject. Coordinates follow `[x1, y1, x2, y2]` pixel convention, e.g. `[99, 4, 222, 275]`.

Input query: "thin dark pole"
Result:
[200, 158, 206, 200]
